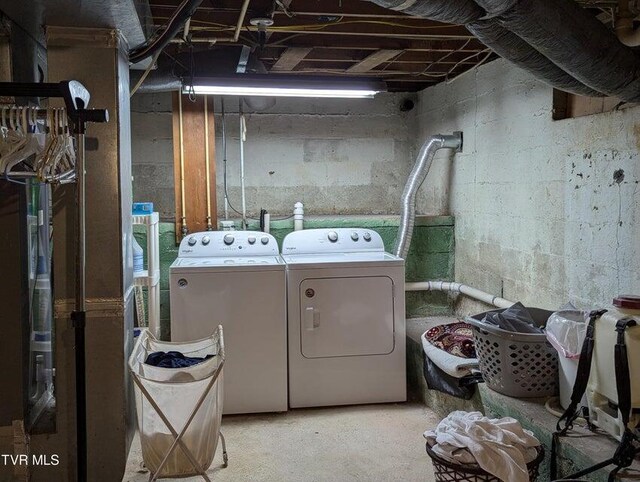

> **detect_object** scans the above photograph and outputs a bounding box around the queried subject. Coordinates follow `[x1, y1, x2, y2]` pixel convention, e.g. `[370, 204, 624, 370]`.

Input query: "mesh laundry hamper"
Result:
[465, 308, 558, 398]
[129, 327, 227, 481]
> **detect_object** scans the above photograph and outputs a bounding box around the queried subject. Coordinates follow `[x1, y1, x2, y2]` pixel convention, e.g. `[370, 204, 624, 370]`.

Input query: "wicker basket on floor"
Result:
[426, 442, 544, 482]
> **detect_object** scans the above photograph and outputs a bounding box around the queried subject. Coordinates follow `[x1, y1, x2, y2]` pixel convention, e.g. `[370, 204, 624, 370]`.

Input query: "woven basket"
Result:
[426, 442, 544, 482]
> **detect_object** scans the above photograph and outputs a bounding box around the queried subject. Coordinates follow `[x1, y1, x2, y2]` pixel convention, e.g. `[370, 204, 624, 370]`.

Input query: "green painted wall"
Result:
[135, 215, 455, 338]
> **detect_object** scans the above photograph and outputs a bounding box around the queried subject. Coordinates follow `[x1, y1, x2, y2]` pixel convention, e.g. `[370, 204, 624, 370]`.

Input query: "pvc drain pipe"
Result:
[405, 280, 514, 309]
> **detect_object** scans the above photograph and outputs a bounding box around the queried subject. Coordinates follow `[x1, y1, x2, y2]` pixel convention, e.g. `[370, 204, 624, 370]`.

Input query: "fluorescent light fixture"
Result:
[187, 85, 379, 98]
[183, 75, 386, 99]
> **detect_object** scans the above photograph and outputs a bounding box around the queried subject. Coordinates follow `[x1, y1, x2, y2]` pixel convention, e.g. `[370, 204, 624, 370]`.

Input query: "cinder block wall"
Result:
[415, 59, 640, 311]
[131, 92, 419, 220]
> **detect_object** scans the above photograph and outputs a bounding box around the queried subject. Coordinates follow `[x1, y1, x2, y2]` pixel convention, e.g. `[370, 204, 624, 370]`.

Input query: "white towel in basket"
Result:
[424, 411, 540, 482]
[421, 331, 479, 378]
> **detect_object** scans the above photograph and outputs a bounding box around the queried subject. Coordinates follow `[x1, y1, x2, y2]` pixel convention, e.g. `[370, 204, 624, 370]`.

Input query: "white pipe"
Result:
[221, 97, 229, 220]
[178, 93, 187, 236]
[405, 281, 514, 309]
[203, 94, 213, 230]
[239, 99, 247, 230]
[294, 201, 304, 231]
[616, 0, 640, 46]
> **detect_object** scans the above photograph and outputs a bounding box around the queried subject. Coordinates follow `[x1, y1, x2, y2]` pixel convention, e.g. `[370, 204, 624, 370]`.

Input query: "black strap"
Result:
[614, 318, 636, 430]
[551, 309, 606, 480]
[556, 309, 607, 433]
[554, 314, 640, 481]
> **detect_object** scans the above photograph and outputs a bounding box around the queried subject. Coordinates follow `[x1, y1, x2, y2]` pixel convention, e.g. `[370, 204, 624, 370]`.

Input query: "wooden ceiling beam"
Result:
[271, 47, 313, 71]
[347, 49, 403, 73]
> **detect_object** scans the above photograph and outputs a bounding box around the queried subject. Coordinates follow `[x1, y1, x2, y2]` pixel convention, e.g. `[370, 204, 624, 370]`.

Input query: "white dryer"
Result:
[170, 231, 287, 414]
[282, 228, 406, 408]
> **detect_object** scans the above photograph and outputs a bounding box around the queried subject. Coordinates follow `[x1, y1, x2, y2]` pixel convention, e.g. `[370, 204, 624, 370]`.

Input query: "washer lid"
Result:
[282, 251, 403, 269]
[171, 255, 284, 271]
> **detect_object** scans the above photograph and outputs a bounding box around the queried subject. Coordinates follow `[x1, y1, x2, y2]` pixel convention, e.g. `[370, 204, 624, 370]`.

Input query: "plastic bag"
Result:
[545, 310, 589, 359]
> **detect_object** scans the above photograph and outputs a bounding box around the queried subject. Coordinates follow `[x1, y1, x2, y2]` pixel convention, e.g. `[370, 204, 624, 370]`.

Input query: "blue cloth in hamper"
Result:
[145, 351, 213, 368]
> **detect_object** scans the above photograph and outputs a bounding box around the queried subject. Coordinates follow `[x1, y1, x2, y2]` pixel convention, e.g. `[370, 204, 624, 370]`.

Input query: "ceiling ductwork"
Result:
[370, 0, 640, 102]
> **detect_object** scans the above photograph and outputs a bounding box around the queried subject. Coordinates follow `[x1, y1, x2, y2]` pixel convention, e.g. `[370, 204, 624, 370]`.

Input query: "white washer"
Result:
[282, 228, 406, 408]
[170, 231, 287, 414]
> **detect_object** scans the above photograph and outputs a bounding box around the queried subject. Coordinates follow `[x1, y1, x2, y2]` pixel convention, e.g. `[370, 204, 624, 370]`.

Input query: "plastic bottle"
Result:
[133, 236, 144, 272]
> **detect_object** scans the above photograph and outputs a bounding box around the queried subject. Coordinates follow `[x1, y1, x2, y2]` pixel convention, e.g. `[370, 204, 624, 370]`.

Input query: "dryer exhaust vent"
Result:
[395, 132, 462, 260]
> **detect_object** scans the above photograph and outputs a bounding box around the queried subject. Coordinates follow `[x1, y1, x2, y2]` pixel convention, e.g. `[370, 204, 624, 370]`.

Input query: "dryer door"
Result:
[299, 276, 395, 358]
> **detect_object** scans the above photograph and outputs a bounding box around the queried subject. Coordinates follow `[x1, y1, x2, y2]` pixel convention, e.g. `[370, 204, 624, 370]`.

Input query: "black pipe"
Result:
[466, 19, 604, 97]
[369, 0, 483, 24]
[474, 0, 640, 102]
[367, 0, 603, 97]
[71, 311, 87, 482]
[129, 0, 203, 64]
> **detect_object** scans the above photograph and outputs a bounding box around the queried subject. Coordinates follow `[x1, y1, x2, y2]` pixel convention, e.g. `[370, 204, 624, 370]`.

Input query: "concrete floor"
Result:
[123, 403, 438, 482]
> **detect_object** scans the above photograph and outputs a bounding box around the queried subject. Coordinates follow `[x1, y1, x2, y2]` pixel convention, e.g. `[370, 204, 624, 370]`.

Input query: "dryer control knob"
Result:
[261, 236, 270, 245]
[328, 231, 338, 242]
[248, 236, 256, 245]
[223, 234, 235, 245]
[187, 236, 197, 246]
[351, 232, 359, 241]
[363, 232, 372, 242]
[202, 236, 210, 245]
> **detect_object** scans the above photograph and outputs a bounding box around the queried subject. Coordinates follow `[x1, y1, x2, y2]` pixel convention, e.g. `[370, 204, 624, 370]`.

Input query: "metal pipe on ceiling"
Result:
[204, 94, 213, 231]
[474, 0, 640, 102]
[178, 92, 188, 237]
[369, 0, 640, 102]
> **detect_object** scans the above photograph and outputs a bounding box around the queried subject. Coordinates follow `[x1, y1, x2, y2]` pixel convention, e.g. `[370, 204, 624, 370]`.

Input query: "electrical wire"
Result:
[129, 0, 203, 63]
[152, 16, 466, 35]
[416, 38, 471, 77]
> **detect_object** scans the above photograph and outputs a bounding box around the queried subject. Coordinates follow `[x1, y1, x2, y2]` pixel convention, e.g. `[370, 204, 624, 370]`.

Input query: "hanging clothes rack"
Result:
[0, 105, 78, 183]
[0, 80, 108, 482]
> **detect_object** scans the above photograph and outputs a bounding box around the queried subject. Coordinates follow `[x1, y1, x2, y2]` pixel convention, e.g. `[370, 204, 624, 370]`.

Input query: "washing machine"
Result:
[170, 231, 287, 414]
[282, 228, 406, 408]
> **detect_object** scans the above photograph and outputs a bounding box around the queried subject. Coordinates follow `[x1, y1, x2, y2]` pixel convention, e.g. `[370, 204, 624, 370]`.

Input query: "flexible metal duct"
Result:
[474, 0, 640, 102]
[130, 69, 182, 93]
[369, 0, 601, 97]
[395, 132, 463, 259]
[466, 20, 604, 97]
[369, 0, 483, 23]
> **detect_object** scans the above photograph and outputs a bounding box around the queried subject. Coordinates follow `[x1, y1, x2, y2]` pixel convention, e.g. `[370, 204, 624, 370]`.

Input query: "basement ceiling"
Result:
[149, 0, 621, 92]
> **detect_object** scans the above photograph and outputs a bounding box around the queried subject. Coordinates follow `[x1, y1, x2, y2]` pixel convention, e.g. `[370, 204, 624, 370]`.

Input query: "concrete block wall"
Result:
[131, 92, 419, 221]
[415, 59, 640, 311]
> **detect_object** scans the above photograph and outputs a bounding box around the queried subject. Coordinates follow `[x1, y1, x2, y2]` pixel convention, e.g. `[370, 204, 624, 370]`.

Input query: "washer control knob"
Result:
[351, 232, 359, 241]
[328, 231, 338, 242]
[248, 236, 256, 245]
[261, 236, 270, 245]
[201, 236, 210, 245]
[363, 232, 372, 242]
[223, 234, 235, 245]
[187, 237, 197, 246]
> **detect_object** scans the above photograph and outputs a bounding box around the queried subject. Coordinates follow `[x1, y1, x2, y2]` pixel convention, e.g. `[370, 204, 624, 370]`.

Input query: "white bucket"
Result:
[559, 355, 586, 409]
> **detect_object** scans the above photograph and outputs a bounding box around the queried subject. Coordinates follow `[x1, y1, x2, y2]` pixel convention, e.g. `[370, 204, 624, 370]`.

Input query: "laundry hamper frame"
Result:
[426, 442, 544, 482]
[130, 326, 228, 482]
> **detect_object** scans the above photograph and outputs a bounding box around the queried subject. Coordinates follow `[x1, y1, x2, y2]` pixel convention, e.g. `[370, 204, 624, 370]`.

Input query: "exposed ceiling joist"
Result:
[271, 47, 313, 71]
[347, 49, 403, 73]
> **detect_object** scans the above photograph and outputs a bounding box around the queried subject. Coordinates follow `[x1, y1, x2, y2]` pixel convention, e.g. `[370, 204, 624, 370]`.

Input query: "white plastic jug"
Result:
[546, 310, 588, 409]
[587, 295, 640, 440]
